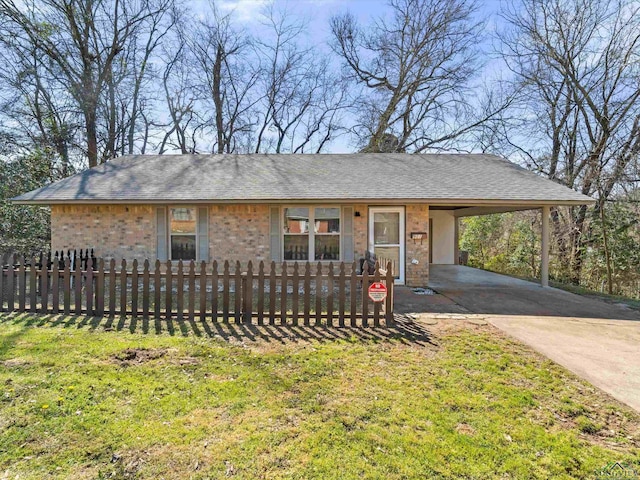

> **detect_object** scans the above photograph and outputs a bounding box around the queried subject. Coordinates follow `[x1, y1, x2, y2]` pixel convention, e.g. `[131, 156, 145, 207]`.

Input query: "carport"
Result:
[430, 204, 558, 288]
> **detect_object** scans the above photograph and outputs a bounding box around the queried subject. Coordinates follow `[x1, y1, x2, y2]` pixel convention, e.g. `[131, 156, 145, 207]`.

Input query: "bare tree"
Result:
[0, 0, 172, 168]
[0, 18, 79, 175]
[157, 38, 201, 155]
[189, 6, 259, 154]
[498, 0, 640, 282]
[331, 0, 502, 152]
[251, 6, 349, 154]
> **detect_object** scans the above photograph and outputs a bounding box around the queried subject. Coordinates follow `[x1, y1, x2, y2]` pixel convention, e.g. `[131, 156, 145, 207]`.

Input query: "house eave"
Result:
[12, 197, 595, 207]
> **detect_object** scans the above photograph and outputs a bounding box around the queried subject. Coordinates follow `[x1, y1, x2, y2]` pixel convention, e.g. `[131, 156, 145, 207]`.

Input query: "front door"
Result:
[369, 207, 405, 284]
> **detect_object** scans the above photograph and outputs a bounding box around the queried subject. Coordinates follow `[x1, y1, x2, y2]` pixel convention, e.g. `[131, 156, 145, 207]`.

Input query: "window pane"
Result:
[171, 235, 196, 260]
[284, 235, 309, 260]
[170, 208, 196, 234]
[314, 207, 340, 233]
[374, 246, 399, 278]
[373, 212, 400, 245]
[284, 208, 309, 234]
[315, 235, 340, 261]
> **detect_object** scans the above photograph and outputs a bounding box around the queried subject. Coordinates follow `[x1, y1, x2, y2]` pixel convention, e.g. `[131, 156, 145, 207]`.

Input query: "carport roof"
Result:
[13, 153, 594, 205]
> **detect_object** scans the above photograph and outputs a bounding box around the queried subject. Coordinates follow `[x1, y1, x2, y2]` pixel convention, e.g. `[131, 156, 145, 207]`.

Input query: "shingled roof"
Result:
[13, 153, 593, 205]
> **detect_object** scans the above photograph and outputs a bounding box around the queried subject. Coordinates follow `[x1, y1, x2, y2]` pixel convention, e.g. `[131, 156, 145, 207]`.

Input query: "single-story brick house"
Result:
[13, 153, 593, 287]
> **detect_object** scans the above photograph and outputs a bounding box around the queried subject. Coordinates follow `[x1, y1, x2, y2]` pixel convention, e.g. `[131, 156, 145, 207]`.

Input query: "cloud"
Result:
[217, 0, 341, 23]
[218, 0, 271, 22]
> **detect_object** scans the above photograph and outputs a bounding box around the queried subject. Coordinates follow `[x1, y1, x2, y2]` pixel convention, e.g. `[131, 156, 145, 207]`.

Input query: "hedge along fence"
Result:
[0, 253, 395, 327]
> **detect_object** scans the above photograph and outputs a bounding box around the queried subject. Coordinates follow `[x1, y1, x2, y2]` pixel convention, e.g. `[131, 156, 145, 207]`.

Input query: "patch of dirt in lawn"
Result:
[2, 358, 31, 368]
[455, 423, 476, 436]
[111, 348, 168, 366]
[110, 347, 201, 367]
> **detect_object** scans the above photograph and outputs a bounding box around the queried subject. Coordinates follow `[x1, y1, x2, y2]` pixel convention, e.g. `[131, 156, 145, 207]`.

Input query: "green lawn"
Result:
[0, 314, 638, 479]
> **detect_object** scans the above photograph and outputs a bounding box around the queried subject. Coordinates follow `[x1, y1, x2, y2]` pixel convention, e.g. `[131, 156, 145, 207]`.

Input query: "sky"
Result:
[214, 0, 505, 38]
[191, 0, 511, 153]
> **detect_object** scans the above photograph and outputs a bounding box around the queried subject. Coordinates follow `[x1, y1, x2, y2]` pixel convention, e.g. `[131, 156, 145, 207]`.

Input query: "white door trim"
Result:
[368, 206, 405, 284]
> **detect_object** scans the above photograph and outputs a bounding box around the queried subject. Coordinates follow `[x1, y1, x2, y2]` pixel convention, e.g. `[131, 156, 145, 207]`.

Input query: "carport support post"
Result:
[541, 206, 550, 287]
[454, 217, 460, 265]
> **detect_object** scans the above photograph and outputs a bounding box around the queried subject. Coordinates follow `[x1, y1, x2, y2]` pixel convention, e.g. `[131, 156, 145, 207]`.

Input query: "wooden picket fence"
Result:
[0, 254, 394, 327]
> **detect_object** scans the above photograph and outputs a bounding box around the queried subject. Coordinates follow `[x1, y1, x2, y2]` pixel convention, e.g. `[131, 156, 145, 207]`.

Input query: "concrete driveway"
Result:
[395, 265, 640, 411]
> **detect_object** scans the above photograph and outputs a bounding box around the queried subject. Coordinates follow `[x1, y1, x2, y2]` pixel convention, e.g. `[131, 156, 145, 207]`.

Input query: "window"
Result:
[170, 207, 197, 260]
[283, 207, 340, 261]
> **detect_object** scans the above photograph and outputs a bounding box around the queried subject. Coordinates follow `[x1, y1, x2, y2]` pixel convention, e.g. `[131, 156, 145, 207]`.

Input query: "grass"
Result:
[1, 313, 639, 479]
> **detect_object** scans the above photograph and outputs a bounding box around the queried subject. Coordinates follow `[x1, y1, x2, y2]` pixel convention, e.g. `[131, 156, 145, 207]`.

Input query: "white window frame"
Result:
[168, 206, 199, 261]
[282, 206, 342, 262]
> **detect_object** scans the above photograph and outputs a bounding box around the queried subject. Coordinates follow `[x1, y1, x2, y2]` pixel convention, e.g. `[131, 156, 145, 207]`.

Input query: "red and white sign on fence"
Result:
[368, 282, 387, 303]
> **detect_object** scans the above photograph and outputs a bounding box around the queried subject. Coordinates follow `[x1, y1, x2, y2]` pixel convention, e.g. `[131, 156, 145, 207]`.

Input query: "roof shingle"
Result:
[12, 153, 593, 205]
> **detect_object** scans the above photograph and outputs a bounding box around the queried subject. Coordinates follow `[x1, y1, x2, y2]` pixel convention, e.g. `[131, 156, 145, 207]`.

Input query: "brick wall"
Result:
[50, 203, 432, 285]
[208, 204, 270, 266]
[51, 205, 155, 262]
[405, 204, 430, 286]
[353, 204, 368, 261]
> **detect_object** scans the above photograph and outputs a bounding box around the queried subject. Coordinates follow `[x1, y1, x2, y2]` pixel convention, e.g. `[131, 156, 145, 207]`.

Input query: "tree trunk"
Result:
[85, 109, 99, 168]
[600, 202, 613, 295]
[213, 45, 225, 154]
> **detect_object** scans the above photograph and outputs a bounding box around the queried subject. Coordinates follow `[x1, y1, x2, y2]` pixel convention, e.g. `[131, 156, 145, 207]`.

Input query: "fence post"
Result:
[350, 262, 357, 327]
[337, 263, 345, 327]
[108, 259, 116, 316]
[303, 263, 311, 326]
[165, 260, 173, 319]
[327, 262, 334, 327]
[280, 261, 287, 325]
[257, 261, 265, 326]
[176, 260, 184, 321]
[361, 266, 369, 327]
[119, 259, 127, 317]
[40, 257, 49, 314]
[6, 256, 15, 312]
[222, 261, 230, 323]
[292, 262, 299, 326]
[0, 253, 5, 312]
[268, 261, 276, 325]
[373, 262, 381, 328]
[211, 260, 219, 323]
[243, 261, 253, 324]
[74, 256, 82, 315]
[131, 259, 139, 319]
[188, 261, 196, 321]
[86, 257, 94, 316]
[29, 256, 37, 313]
[154, 260, 161, 320]
[199, 261, 207, 322]
[315, 262, 322, 326]
[51, 255, 59, 314]
[234, 261, 242, 323]
[18, 256, 26, 312]
[96, 258, 105, 317]
[385, 262, 394, 326]
[142, 259, 150, 319]
[63, 257, 71, 315]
